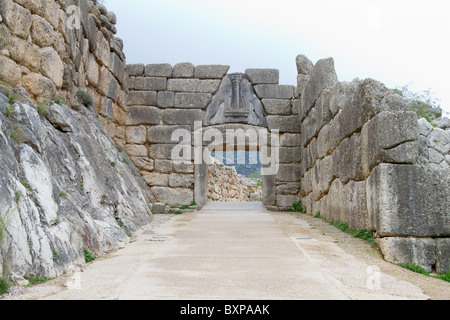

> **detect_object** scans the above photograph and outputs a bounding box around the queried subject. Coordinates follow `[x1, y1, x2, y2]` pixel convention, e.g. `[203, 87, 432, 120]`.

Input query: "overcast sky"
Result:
[105, 0, 450, 115]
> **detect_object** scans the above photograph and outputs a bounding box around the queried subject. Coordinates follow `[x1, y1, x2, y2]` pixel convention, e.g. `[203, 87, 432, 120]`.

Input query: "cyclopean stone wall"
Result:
[296, 54, 450, 273]
[0, 0, 127, 134]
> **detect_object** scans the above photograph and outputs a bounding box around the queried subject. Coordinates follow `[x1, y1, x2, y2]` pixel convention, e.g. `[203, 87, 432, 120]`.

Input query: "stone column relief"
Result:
[204, 74, 267, 126]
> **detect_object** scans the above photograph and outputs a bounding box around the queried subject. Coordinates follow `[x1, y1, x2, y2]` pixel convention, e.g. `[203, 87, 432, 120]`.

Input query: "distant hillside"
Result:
[211, 151, 261, 178]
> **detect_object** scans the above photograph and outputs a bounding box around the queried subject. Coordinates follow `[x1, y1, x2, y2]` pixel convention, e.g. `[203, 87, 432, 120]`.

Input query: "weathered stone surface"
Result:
[276, 183, 301, 195]
[366, 164, 450, 237]
[379, 237, 436, 273]
[148, 144, 176, 160]
[276, 195, 300, 209]
[40, 46, 64, 88]
[300, 58, 338, 119]
[21, 72, 56, 99]
[361, 111, 419, 175]
[167, 79, 221, 93]
[169, 173, 194, 188]
[162, 109, 202, 128]
[154, 160, 173, 173]
[194, 65, 230, 79]
[142, 172, 169, 186]
[276, 164, 302, 182]
[280, 133, 301, 147]
[267, 116, 301, 133]
[254, 85, 294, 99]
[174, 93, 212, 109]
[130, 157, 154, 172]
[31, 14, 55, 47]
[126, 64, 145, 76]
[151, 187, 194, 206]
[245, 69, 279, 84]
[156, 91, 175, 108]
[436, 238, 450, 273]
[124, 144, 148, 157]
[125, 126, 147, 144]
[126, 106, 161, 125]
[0, 0, 32, 39]
[328, 81, 358, 117]
[127, 91, 157, 106]
[279, 147, 301, 163]
[173, 62, 194, 78]
[296, 54, 314, 75]
[134, 77, 167, 91]
[98, 67, 119, 101]
[262, 99, 291, 115]
[145, 63, 172, 77]
[148, 125, 191, 144]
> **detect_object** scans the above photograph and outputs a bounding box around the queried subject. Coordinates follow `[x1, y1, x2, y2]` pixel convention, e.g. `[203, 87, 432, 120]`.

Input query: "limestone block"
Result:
[174, 93, 212, 109]
[436, 238, 450, 273]
[418, 118, 433, 137]
[124, 144, 148, 157]
[0, 0, 32, 39]
[279, 147, 301, 163]
[126, 64, 144, 76]
[31, 14, 55, 47]
[262, 99, 291, 115]
[379, 237, 436, 273]
[361, 111, 419, 176]
[276, 164, 302, 182]
[98, 67, 119, 101]
[162, 109, 202, 129]
[134, 77, 167, 91]
[428, 128, 450, 155]
[317, 123, 331, 159]
[86, 53, 99, 86]
[151, 187, 194, 207]
[300, 58, 338, 120]
[149, 144, 176, 160]
[296, 75, 310, 99]
[173, 62, 194, 78]
[94, 31, 111, 68]
[145, 63, 172, 77]
[276, 195, 300, 209]
[173, 162, 194, 173]
[148, 125, 191, 144]
[154, 160, 173, 173]
[127, 91, 157, 106]
[156, 91, 175, 108]
[366, 164, 450, 237]
[98, 97, 113, 119]
[130, 157, 154, 172]
[142, 172, 169, 186]
[339, 133, 363, 184]
[296, 54, 314, 75]
[167, 79, 220, 93]
[280, 133, 301, 147]
[300, 168, 312, 197]
[312, 155, 334, 200]
[254, 85, 294, 99]
[276, 183, 300, 195]
[245, 69, 279, 84]
[342, 180, 370, 229]
[194, 65, 230, 79]
[125, 126, 147, 144]
[110, 53, 125, 84]
[7, 36, 41, 72]
[126, 106, 161, 125]
[21, 72, 56, 99]
[40, 46, 64, 88]
[267, 115, 301, 133]
[328, 81, 358, 117]
[325, 178, 344, 222]
[169, 173, 194, 188]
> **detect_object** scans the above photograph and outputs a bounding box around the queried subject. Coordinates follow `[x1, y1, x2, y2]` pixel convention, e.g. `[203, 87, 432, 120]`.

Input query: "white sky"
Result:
[105, 0, 450, 115]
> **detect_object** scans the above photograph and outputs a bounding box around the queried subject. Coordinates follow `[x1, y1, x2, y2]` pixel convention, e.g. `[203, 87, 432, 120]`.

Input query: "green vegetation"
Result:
[76, 90, 93, 107]
[83, 247, 97, 263]
[288, 201, 306, 213]
[59, 192, 68, 198]
[9, 127, 27, 144]
[5, 105, 14, 117]
[24, 276, 54, 287]
[52, 250, 59, 263]
[399, 263, 450, 283]
[395, 85, 442, 123]
[53, 97, 65, 105]
[14, 191, 21, 203]
[0, 276, 12, 295]
[329, 221, 376, 245]
[36, 100, 49, 117]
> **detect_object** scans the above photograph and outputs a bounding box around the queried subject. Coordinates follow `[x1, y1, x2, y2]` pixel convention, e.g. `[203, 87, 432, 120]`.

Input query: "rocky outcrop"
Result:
[0, 88, 153, 279]
[207, 158, 262, 202]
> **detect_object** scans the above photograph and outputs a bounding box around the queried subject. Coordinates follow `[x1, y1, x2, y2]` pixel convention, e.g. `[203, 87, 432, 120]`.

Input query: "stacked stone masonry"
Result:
[296, 54, 449, 273]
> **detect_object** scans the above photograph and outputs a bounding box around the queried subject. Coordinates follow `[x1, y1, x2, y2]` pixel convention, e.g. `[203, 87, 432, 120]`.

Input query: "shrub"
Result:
[288, 201, 306, 213]
[76, 90, 93, 107]
[36, 101, 49, 117]
[396, 85, 442, 123]
[83, 247, 97, 263]
[0, 277, 11, 295]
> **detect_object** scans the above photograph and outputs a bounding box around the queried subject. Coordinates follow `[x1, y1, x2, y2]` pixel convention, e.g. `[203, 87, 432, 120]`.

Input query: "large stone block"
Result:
[21, 72, 56, 99]
[134, 77, 167, 91]
[174, 93, 212, 109]
[300, 58, 338, 120]
[142, 172, 169, 187]
[126, 64, 144, 76]
[262, 99, 291, 115]
[280, 133, 301, 147]
[279, 147, 301, 163]
[361, 111, 419, 176]
[276, 164, 302, 182]
[31, 14, 55, 47]
[148, 144, 176, 160]
[194, 65, 230, 79]
[127, 91, 157, 106]
[167, 79, 220, 93]
[126, 106, 161, 125]
[245, 69, 279, 84]
[40, 46, 64, 88]
[296, 54, 314, 75]
[148, 125, 191, 144]
[0, 0, 32, 39]
[173, 62, 194, 78]
[157, 91, 175, 108]
[145, 63, 172, 77]
[328, 81, 358, 118]
[267, 116, 301, 133]
[151, 187, 194, 207]
[366, 164, 450, 237]
[98, 67, 119, 101]
[162, 109, 202, 129]
[276, 195, 300, 209]
[0, 55, 22, 87]
[379, 237, 436, 273]
[254, 85, 294, 99]
[342, 180, 370, 229]
[125, 126, 147, 144]
[436, 238, 450, 273]
[124, 144, 148, 157]
[169, 173, 194, 188]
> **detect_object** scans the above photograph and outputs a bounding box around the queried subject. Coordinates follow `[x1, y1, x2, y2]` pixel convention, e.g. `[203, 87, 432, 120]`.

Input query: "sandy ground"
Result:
[1, 205, 449, 300]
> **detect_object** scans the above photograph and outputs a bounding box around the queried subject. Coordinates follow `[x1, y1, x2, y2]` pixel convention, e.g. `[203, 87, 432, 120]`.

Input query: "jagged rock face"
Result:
[0, 92, 153, 278]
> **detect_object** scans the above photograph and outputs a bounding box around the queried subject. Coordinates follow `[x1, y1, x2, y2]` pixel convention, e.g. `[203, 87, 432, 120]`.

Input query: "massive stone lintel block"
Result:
[254, 84, 294, 99]
[366, 163, 450, 237]
[245, 69, 279, 85]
